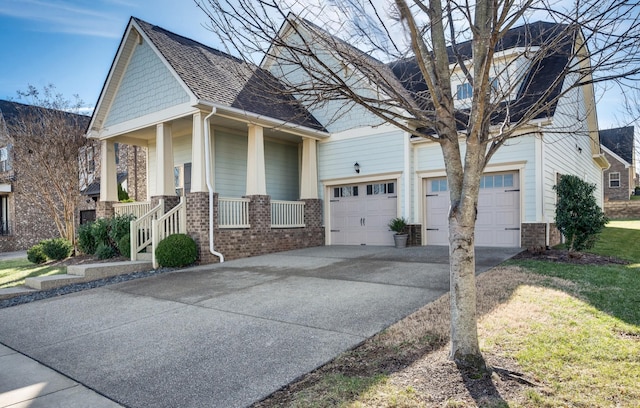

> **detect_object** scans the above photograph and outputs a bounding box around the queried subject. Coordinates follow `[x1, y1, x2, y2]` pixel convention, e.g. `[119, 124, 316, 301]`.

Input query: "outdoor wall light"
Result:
[354, 162, 360, 173]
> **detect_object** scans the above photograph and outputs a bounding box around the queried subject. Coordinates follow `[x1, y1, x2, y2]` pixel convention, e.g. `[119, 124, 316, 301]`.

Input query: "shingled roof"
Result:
[600, 126, 635, 164]
[388, 21, 573, 128]
[133, 18, 325, 131]
[0, 99, 90, 133]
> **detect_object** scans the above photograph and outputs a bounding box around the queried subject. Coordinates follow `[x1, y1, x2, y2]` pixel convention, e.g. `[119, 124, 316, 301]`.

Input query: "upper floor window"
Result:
[609, 172, 620, 188]
[0, 146, 11, 172]
[456, 78, 499, 100]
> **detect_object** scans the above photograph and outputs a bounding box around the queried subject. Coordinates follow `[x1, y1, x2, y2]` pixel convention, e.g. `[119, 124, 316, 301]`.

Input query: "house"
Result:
[0, 99, 90, 251]
[89, 17, 608, 264]
[599, 126, 636, 200]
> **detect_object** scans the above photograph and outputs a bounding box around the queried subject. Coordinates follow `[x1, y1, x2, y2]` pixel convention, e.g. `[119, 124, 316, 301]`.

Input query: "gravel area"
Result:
[0, 267, 177, 309]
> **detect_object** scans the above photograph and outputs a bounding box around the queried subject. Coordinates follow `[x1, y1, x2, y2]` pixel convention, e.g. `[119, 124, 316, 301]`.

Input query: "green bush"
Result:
[155, 234, 197, 267]
[107, 214, 134, 249]
[118, 234, 131, 259]
[40, 238, 73, 261]
[118, 183, 130, 202]
[554, 174, 608, 252]
[27, 244, 47, 264]
[95, 242, 118, 259]
[77, 222, 97, 255]
[91, 217, 110, 248]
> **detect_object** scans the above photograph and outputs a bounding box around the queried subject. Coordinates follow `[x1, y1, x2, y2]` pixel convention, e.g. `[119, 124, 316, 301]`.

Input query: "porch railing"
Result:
[130, 200, 164, 261]
[152, 197, 186, 268]
[271, 200, 305, 228]
[218, 197, 250, 228]
[114, 201, 151, 219]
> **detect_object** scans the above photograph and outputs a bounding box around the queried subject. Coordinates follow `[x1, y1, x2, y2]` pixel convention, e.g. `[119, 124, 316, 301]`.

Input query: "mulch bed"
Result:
[512, 249, 629, 265]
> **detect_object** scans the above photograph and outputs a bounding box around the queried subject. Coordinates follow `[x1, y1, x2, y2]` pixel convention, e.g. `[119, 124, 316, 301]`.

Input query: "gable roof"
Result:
[600, 126, 634, 164]
[90, 18, 325, 133]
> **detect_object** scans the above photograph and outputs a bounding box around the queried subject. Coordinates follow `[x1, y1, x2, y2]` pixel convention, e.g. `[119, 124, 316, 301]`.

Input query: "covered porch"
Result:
[98, 107, 327, 265]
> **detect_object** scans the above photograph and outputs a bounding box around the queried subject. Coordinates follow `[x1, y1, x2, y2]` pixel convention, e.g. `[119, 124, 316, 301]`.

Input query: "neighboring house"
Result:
[88, 17, 608, 264]
[0, 100, 90, 251]
[599, 126, 636, 201]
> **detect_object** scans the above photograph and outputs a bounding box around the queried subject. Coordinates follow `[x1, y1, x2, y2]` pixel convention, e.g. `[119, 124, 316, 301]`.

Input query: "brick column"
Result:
[186, 192, 220, 264]
[302, 198, 322, 228]
[247, 195, 271, 231]
[96, 201, 116, 218]
[151, 195, 181, 212]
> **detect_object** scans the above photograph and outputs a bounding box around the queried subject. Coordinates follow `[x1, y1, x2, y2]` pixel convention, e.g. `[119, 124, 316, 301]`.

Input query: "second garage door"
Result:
[330, 181, 397, 245]
[425, 172, 520, 247]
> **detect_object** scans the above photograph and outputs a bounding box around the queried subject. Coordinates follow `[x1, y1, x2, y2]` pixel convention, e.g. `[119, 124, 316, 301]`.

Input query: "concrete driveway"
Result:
[0, 245, 520, 408]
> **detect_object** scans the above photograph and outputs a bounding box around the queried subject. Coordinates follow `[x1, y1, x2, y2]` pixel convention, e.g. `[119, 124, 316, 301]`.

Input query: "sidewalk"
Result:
[0, 344, 122, 407]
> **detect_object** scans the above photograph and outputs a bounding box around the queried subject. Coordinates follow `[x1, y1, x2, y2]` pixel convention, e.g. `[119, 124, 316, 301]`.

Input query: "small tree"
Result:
[554, 175, 608, 252]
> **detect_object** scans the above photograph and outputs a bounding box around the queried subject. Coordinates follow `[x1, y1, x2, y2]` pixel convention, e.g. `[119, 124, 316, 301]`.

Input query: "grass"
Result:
[255, 221, 640, 407]
[0, 258, 66, 288]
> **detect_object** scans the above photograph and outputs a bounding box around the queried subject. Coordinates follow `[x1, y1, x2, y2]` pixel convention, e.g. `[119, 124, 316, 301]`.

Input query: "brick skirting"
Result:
[604, 200, 640, 219]
[521, 222, 561, 249]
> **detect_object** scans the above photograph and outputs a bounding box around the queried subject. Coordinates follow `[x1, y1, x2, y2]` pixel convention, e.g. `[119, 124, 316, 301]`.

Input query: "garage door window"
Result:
[367, 182, 394, 195]
[334, 186, 358, 198]
[481, 174, 513, 188]
[431, 179, 448, 192]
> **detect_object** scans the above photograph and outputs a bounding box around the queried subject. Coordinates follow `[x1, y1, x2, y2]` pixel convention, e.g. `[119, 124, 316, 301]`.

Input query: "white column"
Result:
[300, 138, 318, 199]
[191, 112, 207, 192]
[246, 124, 267, 195]
[156, 122, 176, 196]
[99, 140, 117, 202]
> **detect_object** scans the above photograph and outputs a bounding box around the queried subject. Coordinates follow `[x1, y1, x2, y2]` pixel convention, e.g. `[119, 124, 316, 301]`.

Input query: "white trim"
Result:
[324, 123, 401, 142]
[0, 184, 11, 193]
[608, 171, 621, 188]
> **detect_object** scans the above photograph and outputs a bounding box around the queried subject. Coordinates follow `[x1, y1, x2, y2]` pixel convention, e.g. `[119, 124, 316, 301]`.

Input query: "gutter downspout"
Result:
[204, 109, 224, 263]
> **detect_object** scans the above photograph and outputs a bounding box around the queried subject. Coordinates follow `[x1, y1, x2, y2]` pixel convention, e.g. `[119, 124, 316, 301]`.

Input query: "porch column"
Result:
[246, 124, 267, 195]
[99, 140, 117, 202]
[156, 122, 176, 196]
[300, 138, 318, 199]
[190, 112, 207, 192]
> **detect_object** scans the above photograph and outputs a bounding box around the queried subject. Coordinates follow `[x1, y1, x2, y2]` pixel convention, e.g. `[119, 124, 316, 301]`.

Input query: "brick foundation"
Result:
[184, 194, 325, 264]
[406, 224, 422, 246]
[521, 222, 561, 249]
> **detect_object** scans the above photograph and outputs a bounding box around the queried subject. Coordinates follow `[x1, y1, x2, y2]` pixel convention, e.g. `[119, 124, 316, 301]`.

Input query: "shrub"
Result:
[95, 242, 118, 259]
[554, 174, 608, 252]
[118, 234, 131, 259]
[40, 238, 73, 261]
[107, 214, 134, 249]
[155, 234, 197, 267]
[27, 244, 47, 264]
[77, 222, 97, 255]
[91, 217, 110, 248]
[388, 217, 408, 234]
[118, 183, 130, 202]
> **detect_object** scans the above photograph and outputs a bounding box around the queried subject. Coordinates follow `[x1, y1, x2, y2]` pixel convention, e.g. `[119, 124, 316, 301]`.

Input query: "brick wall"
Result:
[603, 151, 632, 201]
[406, 224, 422, 246]
[184, 194, 324, 264]
[604, 200, 640, 219]
[521, 222, 561, 249]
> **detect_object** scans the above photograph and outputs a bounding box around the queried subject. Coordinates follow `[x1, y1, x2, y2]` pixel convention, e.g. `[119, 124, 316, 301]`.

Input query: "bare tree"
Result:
[8, 85, 91, 245]
[195, 0, 640, 371]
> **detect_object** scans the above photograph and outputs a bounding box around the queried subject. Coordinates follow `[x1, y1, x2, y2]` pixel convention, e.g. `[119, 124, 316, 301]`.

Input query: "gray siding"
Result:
[105, 40, 190, 127]
[265, 141, 299, 200]
[214, 130, 247, 197]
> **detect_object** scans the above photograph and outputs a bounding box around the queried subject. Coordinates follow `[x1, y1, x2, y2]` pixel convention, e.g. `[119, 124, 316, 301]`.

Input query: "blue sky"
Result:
[0, 0, 219, 112]
[0, 0, 628, 128]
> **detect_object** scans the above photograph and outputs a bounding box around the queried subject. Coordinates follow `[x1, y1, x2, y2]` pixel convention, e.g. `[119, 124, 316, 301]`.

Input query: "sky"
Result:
[0, 0, 631, 129]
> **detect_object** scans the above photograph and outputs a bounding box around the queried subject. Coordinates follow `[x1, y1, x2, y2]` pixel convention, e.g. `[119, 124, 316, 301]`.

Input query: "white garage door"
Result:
[425, 172, 520, 247]
[330, 181, 397, 245]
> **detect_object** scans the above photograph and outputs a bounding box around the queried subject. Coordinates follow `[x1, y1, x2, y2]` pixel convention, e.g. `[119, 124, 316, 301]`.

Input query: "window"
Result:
[366, 182, 394, 195]
[0, 195, 9, 235]
[480, 174, 514, 189]
[609, 172, 620, 188]
[431, 179, 448, 192]
[0, 146, 11, 172]
[333, 186, 358, 198]
[456, 78, 499, 100]
[456, 82, 473, 100]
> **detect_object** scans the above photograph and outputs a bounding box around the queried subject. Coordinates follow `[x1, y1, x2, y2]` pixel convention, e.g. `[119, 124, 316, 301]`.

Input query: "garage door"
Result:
[425, 172, 520, 247]
[330, 181, 397, 245]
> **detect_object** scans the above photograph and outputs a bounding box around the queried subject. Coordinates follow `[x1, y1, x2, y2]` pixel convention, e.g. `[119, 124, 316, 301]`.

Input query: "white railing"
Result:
[130, 200, 164, 261]
[218, 197, 250, 228]
[114, 201, 151, 219]
[152, 197, 187, 268]
[271, 200, 305, 228]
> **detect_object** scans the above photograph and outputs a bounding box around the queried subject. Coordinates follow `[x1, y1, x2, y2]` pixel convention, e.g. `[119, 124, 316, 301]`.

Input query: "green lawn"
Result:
[0, 258, 66, 288]
[498, 221, 640, 406]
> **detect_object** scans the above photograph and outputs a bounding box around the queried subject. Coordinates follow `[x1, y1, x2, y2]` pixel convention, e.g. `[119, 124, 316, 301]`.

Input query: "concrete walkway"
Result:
[0, 245, 520, 408]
